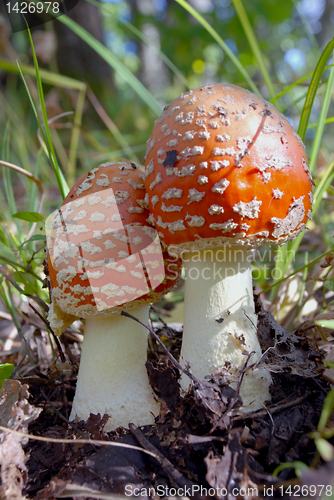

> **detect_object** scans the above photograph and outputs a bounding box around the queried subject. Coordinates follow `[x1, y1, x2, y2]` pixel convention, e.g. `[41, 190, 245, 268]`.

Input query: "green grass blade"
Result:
[0, 90, 39, 162]
[67, 87, 86, 187]
[318, 388, 334, 434]
[1, 123, 23, 238]
[25, 25, 68, 199]
[1, 282, 21, 331]
[0, 254, 43, 282]
[270, 41, 334, 299]
[0, 241, 18, 264]
[309, 60, 334, 174]
[273, 461, 308, 480]
[270, 161, 334, 298]
[87, 88, 139, 164]
[29, 151, 43, 214]
[281, 66, 334, 262]
[298, 37, 334, 142]
[80, 129, 109, 153]
[262, 246, 334, 295]
[0, 58, 86, 90]
[57, 14, 162, 117]
[0, 364, 14, 389]
[280, 91, 309, 115]
[270, 65, 334, 104]
[16, 62, 68, 198]
[231, 0, 276, 100]
[174, 0, 260, 95]
[16, 64, 45, 132]
[308, 116, 334, 128]
[2, 123, 16, 215]
[268, 245, 286, 301]
[312, 160, 334, 215]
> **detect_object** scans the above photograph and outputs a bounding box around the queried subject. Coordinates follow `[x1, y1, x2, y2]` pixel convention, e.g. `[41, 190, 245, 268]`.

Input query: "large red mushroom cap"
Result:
[47, 161, 181, 320]
[144, 83, 313, 254]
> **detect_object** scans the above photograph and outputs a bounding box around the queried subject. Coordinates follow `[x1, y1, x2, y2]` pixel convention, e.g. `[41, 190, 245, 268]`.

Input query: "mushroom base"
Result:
[180, 246, 271, 410]
[70, 305, 159, 430]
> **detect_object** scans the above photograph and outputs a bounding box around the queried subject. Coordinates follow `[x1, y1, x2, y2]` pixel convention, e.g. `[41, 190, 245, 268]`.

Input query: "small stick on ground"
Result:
[129, 423, 203, 497]
[121, 310, 198, 383]
[29, 303, 65, 363]
[41, 388, 91, 441]
[231, 393, 310, 423]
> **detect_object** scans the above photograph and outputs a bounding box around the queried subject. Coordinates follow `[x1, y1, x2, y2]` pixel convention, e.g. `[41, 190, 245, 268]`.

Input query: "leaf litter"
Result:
[0, 294, 332, 499]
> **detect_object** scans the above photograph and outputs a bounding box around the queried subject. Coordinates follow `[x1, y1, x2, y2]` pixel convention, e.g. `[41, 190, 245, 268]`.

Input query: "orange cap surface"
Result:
[47, 161, 181, 318]
[144, 84, 313, 254]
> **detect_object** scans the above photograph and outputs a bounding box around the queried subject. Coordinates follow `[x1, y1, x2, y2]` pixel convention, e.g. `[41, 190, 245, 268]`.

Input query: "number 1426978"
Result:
[278, 484, 333, 497]
[5, 1, 60, 14]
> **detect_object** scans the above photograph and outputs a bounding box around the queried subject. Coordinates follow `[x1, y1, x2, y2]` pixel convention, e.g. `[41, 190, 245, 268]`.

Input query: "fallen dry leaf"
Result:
[0, 379, 41, 500]
[255, 295, 322, 377]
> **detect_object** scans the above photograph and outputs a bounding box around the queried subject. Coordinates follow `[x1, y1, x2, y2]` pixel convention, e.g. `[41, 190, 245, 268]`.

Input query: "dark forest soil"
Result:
[0, 295, 333, 500]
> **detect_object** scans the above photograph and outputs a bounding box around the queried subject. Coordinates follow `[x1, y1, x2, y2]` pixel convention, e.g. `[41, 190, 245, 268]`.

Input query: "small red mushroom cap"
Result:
[144, 84, 313, 254]
[47, 161, 181, 318]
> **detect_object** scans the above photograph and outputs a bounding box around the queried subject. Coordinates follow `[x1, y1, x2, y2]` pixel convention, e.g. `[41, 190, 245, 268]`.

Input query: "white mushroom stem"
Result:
[179, 245, 271, 410]
[70, 305, 159, 430]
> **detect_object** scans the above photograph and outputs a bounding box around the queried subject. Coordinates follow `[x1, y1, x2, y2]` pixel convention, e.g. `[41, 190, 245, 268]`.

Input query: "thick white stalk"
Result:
[180, 246, 271, 410]
[70, 305, 159, 430]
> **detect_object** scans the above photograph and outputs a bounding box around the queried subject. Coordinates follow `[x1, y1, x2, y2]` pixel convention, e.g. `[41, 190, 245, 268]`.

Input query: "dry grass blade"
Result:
[0, 160, 43, 195]
[0, 160, 45, 240]
[87, 88, 139, 164]
[0, 425, 158, 459]
[57, 484, 128, 499]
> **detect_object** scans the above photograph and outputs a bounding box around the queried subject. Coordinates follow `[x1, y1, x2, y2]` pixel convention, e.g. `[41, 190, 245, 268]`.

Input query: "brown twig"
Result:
[60, 333, 80, 367]
[129, 423, 200, 495]
[29, 303, 65, 363]
[231, 393, 310, 423]
[0, 160, 43, 195]
[121, 310, 198, 383]
[10, 324, 28, 379]
[225, 351, 256, 414]
[87, 88, 140, 164]
[122, 310, 254, 418]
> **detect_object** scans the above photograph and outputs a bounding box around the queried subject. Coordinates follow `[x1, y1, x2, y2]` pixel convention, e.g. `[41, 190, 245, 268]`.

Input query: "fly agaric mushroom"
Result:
[47, 161, 181, 429]
[144, 83, 313, 410]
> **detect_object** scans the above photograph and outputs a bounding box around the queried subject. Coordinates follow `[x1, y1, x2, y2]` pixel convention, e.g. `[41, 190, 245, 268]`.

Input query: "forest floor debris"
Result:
[0, 296, 333, 499]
